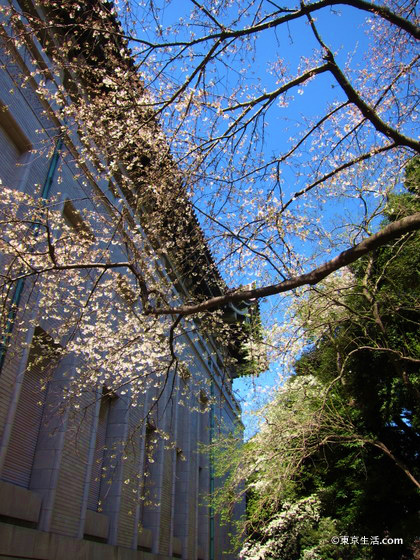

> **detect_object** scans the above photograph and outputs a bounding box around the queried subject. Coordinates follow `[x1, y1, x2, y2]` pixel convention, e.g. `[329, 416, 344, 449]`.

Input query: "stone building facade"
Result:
[0, 1, 245, 559]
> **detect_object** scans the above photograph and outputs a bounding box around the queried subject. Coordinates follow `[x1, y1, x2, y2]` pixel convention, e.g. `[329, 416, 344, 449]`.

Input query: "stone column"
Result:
[77, 388, 102, 539]
[30, 353, 75, 532]
[172, 383, 193, 559]
[101, 392, 130, 545]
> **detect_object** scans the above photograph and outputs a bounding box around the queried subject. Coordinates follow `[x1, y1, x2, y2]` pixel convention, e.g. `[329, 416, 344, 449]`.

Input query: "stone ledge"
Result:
[0, 521, 174, 560]
[84, 509, 110, 540]
[0, 480, 42, 523]
[138, 527, 152, 550]
[172, 537, 182, 557]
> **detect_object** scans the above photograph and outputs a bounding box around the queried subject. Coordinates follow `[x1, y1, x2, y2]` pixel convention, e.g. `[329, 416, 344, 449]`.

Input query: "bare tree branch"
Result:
[147, 213, 420, 316]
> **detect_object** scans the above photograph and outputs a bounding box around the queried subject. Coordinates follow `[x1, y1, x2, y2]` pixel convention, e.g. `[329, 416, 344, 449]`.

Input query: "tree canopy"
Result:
[0, 2, 419, 555]
[0, 0, 419, 417]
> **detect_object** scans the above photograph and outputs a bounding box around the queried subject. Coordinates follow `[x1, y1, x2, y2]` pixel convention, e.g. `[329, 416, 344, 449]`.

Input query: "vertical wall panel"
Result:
[2, 362, 47, 487]
[158, 449, 173, 554]
[118, 396, 145, 548]
[87, 396, 110, 511]
[50, 392, 93, 537]
[1, 331, 52, 488]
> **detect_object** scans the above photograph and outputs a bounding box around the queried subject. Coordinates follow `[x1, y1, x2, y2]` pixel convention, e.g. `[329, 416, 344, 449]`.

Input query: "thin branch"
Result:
[146, 212, 420, 316]
[125, 0, 420, 49]
[190, 0, 225, 31]
[224, 63, 330, 112]
[303, 7, 419, 152]
[280, 142, 398, 214]
[355, 346, 420, 363]
[369, 439, 420, 489]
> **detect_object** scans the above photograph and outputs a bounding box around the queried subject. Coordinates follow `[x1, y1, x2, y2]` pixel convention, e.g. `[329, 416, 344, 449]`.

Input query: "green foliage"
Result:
[240, 495, 340, 560]
[402, 157, 420, 196]
[235, 303, 268, 378]
[219, 180, 420, 560]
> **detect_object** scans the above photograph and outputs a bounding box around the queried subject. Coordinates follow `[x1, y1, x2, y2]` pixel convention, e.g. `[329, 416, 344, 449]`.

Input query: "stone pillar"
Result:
[101, 392, 130, 545]
[172, 383, 193, 559]
[131, 391, 150, 550]
[77, 388, 102, 539]
[30, 353, 75, 532]
[141, 372, 177, 555]
[198, 404, 210, 560]
[167, 379, 180, 557]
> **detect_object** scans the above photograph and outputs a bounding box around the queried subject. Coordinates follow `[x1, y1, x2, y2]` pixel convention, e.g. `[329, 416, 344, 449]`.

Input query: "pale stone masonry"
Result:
[0, 1, 246, 559]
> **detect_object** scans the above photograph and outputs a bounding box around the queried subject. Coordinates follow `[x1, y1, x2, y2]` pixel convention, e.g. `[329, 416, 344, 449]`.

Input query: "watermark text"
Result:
[331, 536, 403, 546]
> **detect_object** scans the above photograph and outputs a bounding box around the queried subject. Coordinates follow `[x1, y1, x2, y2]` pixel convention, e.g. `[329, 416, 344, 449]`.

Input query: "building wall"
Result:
[0, 5, 243, 560]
